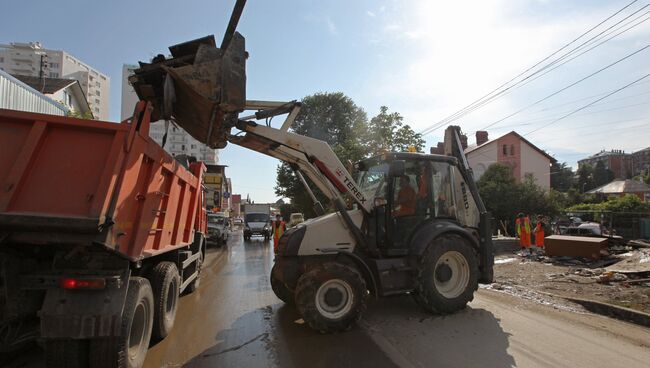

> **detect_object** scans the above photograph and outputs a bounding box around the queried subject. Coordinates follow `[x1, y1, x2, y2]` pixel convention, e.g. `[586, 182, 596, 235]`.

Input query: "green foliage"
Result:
[550, 161, 574, 192]
[566, 194, 650, 213]
[593, 160, 614, 187]
[478, 164, 562, 234]
[67, 109, 94, 119]
[364, 106, 425, 156]
[575, 164, 596, 192]
[274, 92, 425, 215]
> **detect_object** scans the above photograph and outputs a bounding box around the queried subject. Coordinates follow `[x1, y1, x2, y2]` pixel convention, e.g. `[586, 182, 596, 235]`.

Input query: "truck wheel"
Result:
[295, 262, 366, 333]
[412, 234, 478, 314]
[270, 263, 294, 305]
[150, 262, 180, 341]
[89, 277, 154, 368]
[44, 339, 88, 368]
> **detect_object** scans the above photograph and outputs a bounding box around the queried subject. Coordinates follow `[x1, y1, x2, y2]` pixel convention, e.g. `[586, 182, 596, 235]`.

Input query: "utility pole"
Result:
[38, 53, 48, 93]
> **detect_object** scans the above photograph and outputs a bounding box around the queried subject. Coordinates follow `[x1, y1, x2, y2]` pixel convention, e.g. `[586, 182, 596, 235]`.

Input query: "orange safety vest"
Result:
[516, 216, 531, 247]
[535, 222, 545, 247]
[272, 220, 286, 252]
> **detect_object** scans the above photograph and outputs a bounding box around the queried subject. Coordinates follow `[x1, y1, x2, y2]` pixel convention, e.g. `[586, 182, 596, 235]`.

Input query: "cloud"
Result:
[325, 17, 338, 35]
[360, 0, 650, 164]
[366, 10, 376, 18]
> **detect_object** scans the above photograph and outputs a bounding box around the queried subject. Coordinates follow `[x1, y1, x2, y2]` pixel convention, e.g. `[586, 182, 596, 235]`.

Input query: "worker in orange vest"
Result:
[515, 212, 532, 255]
[272, 214, 287, 253]
[534, 215, 545, 250]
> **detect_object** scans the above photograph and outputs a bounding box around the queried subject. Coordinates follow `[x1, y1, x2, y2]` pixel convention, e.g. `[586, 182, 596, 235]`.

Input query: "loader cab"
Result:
[357, 153, 465, 256]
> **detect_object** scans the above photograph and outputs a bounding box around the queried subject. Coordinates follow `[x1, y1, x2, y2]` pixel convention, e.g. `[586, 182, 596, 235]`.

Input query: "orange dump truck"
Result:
[0, 101, 207, 367]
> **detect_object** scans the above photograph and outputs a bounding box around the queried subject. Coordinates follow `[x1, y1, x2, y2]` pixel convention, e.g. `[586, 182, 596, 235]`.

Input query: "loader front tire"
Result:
[270, 263, 294, 305]
[412, 234, 478, 314]
[295, 262, 366, 333]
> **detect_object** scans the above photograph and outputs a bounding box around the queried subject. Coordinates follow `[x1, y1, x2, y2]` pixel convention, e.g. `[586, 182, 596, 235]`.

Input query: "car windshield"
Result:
[356, 161, 389, 199]
[245, 213, 269, 223]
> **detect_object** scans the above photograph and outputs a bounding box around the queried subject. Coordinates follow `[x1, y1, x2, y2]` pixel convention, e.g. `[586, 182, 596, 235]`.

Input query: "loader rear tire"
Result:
[412, 234, 478, 314]
[295, 262, 366, 333]
[44, 338, 89, 368]
[150, 262, 180, 341]
[270, 263, 294, 305]
[89, 277, 153, 368]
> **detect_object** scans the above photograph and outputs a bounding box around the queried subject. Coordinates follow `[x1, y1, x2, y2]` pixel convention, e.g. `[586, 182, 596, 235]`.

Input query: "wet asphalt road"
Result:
[146, 229, 650, 368]
[6, 229, 650, 367]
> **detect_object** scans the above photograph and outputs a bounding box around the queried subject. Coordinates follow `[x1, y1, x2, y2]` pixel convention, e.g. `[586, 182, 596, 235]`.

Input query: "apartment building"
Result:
[121, 64, 218, 164]
[578, 149, 633, 179]
[0, 42, 110, 120]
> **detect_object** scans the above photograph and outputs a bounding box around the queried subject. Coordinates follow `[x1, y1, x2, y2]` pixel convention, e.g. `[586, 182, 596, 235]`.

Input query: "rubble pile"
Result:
[492, 243, 650, 314]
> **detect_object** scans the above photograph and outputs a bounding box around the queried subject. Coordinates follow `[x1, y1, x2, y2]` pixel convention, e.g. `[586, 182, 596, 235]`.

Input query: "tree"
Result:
[364, 106, 425, 156]
[66, 109, 94, 119]
[477, 164, 519, 234]
[593, 161, 614, 187]
[478, 164, 562, 235]
[575, 164, 595, 193]
[550, 162, 574, 192]
[275, 93, 425, 216]
[275, 92, 367, 217]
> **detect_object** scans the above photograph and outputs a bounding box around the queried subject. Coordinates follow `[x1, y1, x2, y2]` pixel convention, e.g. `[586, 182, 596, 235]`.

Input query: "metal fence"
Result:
[564, 210, 650, 240]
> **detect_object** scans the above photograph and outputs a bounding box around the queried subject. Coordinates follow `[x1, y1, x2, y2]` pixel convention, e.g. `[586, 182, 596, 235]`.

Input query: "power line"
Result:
[419, 0, 644, 135]
[481, 44, 650, 130]
[524, 72, 650, 135]
[478, 99, 650, 132]
[515, 10, 650, 90]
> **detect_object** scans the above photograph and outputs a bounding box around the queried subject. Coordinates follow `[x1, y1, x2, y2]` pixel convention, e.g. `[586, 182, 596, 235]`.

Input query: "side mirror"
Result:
[389, 160, 405, 177]
[374, 197, 387, 207]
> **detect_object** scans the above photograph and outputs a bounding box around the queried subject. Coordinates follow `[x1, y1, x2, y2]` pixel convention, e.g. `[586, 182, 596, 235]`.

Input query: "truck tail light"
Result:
[59, 277, 106, 290]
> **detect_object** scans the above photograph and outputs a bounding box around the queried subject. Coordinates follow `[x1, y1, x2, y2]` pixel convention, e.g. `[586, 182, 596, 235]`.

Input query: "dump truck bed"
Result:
[0, 103, 205, 260]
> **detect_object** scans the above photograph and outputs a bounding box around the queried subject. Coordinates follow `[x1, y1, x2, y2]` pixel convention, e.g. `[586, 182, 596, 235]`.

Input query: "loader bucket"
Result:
[128, 34, 246, 149]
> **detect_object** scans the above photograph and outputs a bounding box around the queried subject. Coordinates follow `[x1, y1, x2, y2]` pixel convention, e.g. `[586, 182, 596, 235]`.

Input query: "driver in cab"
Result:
[393, 176, 416, 217]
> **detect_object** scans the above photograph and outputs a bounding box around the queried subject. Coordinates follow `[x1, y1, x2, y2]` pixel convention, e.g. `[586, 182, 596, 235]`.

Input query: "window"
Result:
[94, 107, 99, 113]
[181, 145, 186, 151]
[48, 72, 59, 78]
[0, 57, 4, 63]
[96, 81, 100, 88]
[173, 127, 177, 132]
[49, 62, 59, 69]
[503, 145, 507, 155]
[191, 144, 196, 149]
[66, 92, 72, 106]
[101, 75, 107, 80]
[510, 145, 515, 156]
[95, 98, 100, 104]
[95, 90, 100, 96]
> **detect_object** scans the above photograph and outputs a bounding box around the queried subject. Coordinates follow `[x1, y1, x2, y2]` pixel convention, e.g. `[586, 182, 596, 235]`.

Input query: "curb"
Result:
[546, 292, 650, 328]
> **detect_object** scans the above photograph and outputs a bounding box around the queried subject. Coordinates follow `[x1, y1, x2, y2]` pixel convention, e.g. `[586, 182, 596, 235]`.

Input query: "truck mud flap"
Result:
[39, 270, 130, 339]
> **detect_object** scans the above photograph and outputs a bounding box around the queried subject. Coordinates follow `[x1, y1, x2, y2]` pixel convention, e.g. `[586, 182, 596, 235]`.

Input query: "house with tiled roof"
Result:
[432, 130, 554, 190]
[12, 74, 92, 118]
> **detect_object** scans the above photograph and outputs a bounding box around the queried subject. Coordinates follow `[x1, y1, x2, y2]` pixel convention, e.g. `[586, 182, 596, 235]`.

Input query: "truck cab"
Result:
[244, 212, 271, 241]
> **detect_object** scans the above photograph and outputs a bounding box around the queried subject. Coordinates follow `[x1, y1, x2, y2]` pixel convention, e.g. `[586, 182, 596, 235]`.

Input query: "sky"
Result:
[2, 0, 649, 203]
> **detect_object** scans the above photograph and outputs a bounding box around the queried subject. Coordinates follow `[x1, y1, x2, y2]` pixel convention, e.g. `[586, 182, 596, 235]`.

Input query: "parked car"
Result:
[289, 213, 305, 227]
[207, 212, 230, 245]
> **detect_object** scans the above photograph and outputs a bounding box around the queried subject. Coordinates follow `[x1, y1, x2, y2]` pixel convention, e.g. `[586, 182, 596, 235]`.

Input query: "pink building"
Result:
[464, 131, 554, 191]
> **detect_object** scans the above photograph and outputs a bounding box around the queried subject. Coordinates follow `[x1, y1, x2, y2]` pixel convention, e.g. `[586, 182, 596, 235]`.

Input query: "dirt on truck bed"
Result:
[492, 250, 650, 314]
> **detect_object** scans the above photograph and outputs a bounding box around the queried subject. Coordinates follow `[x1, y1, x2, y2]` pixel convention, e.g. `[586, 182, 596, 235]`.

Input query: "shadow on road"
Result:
[364, 294, 516, 368]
